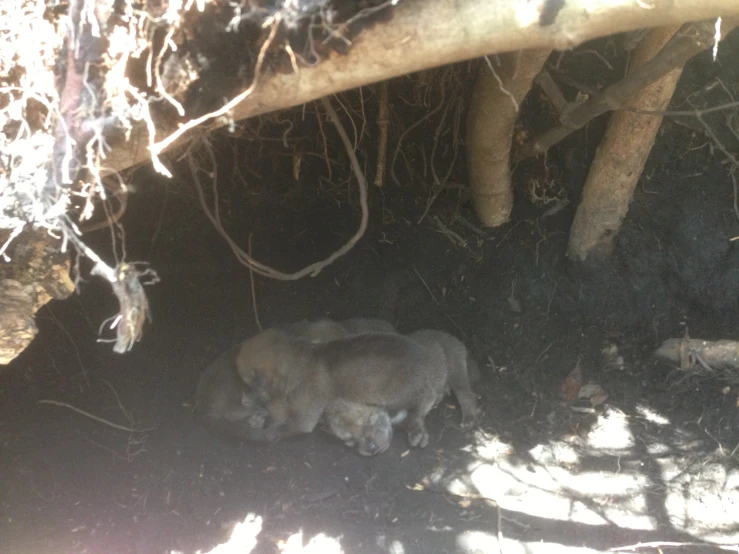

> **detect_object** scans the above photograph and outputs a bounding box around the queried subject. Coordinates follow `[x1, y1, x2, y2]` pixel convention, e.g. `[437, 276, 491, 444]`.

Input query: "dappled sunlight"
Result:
[456, 529, 627, 553]
[663, 462, 739, 543]
[636, 405, 671, 425]
[449, 402, 739, 548]
[185, 513, 263, 554]
[177, 513, 345, 554]
[464, 429, 513, 461]
[583, 407, 634, 450]
[277, 530, 344, 554]
[469, 461, 655, 529]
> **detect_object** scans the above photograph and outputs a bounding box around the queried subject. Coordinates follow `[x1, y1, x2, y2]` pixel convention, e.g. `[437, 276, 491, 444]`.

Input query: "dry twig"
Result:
[515, 21, 736, 162]
[374, 81, 389, 187]
[38, 399, 154, 433]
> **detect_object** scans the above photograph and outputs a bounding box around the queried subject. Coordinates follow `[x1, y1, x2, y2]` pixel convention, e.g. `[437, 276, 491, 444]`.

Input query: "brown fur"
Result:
[407, 329, 479, 428]
[194, 345, 270, 441]
[324, 331, 479, 452]
[282, 317, 396, 344]
[237, 331, 446, 448]
[195, 318, 396, 442]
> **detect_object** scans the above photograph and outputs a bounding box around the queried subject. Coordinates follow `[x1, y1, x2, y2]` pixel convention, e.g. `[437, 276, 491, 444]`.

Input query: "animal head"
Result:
[355, 409, 394, 456]
[236, 329, 295, 402]
[327, 401, 394, 456]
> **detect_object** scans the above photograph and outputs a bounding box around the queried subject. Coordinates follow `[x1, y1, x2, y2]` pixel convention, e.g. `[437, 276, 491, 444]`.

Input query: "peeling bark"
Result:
[568, 25, 684, 261]
[466, 49, 552, 227]
[0, 229, 75, 366]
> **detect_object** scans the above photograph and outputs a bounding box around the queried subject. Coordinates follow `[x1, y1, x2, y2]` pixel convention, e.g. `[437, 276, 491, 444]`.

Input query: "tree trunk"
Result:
[467, 49, 552, 227]
[567, 25, 684, 261]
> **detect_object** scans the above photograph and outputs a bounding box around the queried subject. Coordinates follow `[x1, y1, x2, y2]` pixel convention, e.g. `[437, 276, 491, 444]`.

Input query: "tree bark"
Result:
[0, 229, 75, 365]
[103, 0, 739, 176]
[568, 25, 684, 261]
[467, 49, 552, 227]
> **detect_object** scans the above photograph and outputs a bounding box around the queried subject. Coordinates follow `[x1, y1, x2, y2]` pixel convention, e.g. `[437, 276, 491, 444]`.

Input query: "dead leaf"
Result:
[578, 383, 608, 407]
[560, 361, 583, 401]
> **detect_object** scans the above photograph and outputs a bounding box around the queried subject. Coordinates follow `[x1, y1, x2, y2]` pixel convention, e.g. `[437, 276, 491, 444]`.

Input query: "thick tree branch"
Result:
[514, 20, 737, 162]
[102, 0, 739, 175]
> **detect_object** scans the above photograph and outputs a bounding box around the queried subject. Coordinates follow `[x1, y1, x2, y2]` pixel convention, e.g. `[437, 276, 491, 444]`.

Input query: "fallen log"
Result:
[655, 338, 739, 383]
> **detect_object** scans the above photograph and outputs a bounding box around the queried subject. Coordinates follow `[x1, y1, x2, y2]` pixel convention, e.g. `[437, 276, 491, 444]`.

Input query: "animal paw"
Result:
[407, 426, 429, 448]
[248, 411, 267, 429]
[460, 416, 477, 430]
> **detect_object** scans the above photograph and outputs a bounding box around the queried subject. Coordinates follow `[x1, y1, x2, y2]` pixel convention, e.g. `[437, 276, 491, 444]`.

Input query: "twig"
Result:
[37, 399, 155, 433]
[454, 213, 489, 238]
[374, 81, 389, 187]
[315, 102, 333, 181]
[412, 265, 439, 305]
[391, 79, 447, 186]
[484, 55, 519, 112]
[515, 21, 735, 162]
[431, 215, 467, 248]
[248, 232, 263, 332]
[534, 68, 568, 114]
[100, 379, 133, 424]
[152, 12, 282, 166]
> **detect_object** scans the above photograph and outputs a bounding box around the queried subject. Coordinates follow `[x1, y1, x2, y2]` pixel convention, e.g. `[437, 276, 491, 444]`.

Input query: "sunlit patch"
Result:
[663, 463, 739, 543]
[501, 541, 606, 554]
[469, 461, 656, 528]
[636, 404, 670, 425]
[513, 0, 540, 28]
[458, 530, 608, 554]
[646, 442, 671, 455]
[466, 429, 513, 460]
[385, 539, 405, 554]
[278, 530, 344, 554]
[529, 441, 579, 465]
[185, 513, 263, 554]
[584, 407, 634, 450]
[456, 530, 498, 553]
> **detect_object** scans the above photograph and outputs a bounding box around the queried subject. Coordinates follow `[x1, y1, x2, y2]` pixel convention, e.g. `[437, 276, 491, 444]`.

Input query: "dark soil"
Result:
[2, 30, 739, 554]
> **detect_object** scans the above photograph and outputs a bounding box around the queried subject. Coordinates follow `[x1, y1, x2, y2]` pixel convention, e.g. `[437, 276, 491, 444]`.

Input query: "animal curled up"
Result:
[194, 317, 396, 442]
[195, 317, 480, 454]
[236, 329, 447, 448]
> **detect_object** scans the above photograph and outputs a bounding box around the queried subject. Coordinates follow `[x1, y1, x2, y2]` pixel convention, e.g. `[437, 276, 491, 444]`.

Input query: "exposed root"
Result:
[37, 399, 155, 433]
[374, 81, 389, 187]
[515, 21, 737, 162]
[186, 94, 368, 280]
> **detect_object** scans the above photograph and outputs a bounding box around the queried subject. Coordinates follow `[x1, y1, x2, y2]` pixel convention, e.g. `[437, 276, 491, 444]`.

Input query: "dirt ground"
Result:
[2, 31, 739, 554]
